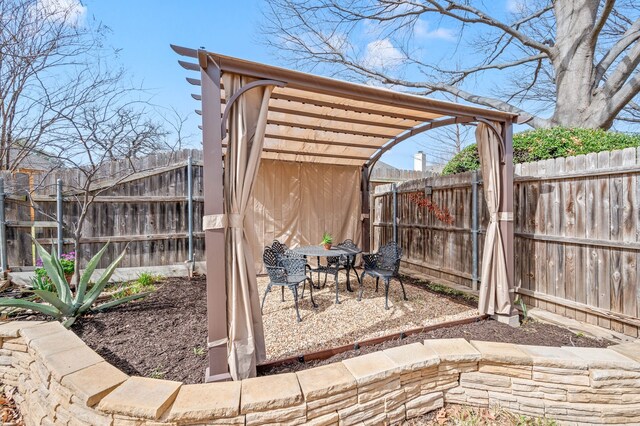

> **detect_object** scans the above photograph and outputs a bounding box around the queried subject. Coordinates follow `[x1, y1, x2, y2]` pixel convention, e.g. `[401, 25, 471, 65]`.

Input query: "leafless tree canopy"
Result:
[263, 0, 640, 129]
[0, 0, 185, 173]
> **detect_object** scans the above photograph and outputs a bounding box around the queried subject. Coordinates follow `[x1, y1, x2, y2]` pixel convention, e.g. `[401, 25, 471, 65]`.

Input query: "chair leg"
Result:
[358, 272, 366, 301]
[307, 278, 318, 308]
[384, 278, 390, 310]
[345, 265, 353, 292]
[291, 286, 302, 322]
[281, 286, 285, 302]
[354, 263, 362, 286]
[375, 277, 379, 292]
[261, 283, 272, 314]
[398, 276, 408, 301]
[334, 271, 340, 304]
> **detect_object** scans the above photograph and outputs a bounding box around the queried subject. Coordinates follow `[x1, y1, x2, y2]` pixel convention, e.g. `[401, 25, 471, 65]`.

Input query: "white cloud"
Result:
[506, 0, 526, 14]
[363, 39, 404, 69]
[414, 20, 456, 41]
[34, 0, 87, 27]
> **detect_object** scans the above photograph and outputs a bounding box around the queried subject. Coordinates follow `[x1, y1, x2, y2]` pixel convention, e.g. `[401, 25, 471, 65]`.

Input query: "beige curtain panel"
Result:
[222, 73, 273, 380]
[248, 160, 362, 273]
[476, 122, 513, 316]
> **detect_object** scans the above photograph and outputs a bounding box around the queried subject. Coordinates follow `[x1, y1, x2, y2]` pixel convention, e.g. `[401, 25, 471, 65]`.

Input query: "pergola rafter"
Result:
[172, 45, 518, 382]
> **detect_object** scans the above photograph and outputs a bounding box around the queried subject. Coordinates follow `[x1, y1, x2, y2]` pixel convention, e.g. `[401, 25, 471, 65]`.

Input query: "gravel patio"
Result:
[259, 272, 478, 360]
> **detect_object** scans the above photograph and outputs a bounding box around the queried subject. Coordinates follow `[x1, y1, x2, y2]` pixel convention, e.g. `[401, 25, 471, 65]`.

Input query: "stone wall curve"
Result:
[1, 320, 640, 425]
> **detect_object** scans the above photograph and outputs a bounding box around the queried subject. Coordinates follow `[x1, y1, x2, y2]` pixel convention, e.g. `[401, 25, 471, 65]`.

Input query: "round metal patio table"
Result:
[292, 245, 362, 304]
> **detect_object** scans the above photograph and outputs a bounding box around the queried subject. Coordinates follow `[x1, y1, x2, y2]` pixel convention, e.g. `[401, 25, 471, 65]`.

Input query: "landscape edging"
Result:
[1, 320, 640, 425]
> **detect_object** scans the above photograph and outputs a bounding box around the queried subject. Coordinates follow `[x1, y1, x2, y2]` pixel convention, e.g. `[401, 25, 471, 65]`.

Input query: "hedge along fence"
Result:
[442, 127, 640, 175]
[373, 146, 640, 338]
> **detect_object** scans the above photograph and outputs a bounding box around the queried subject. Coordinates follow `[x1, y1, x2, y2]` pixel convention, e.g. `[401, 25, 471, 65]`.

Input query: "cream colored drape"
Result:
[476, 122, 513, 315]
[223, 74, 273, 380]
[248, 160, 362, 273]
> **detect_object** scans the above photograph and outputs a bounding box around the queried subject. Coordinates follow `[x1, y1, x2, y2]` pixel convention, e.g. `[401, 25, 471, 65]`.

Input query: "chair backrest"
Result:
[339, 239, 359, 251]
[335, 239, 360, 264]
[271, 240, 288, 255]
[263, 246, 279, 268]
[378, 241, 402, 271]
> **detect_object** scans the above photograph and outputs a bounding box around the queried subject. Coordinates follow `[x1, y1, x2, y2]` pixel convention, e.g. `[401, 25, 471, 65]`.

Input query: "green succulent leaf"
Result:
[32, 240, 72, 305]
[75, 243, 110, 306]
[0, 297, 62, 318]
[79, 247, 127, 312]
[62, 317, 76, 328]
[31, 290, 73, 316]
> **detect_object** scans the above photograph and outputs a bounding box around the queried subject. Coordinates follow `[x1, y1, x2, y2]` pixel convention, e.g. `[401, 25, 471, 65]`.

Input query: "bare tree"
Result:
[0, 0, 111, 171]
[263, 0, 640, 129]
[419, 122, 472, 164]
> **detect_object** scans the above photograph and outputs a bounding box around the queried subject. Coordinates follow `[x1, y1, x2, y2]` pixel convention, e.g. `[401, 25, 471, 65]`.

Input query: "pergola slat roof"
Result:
[173, 45, 517, 166]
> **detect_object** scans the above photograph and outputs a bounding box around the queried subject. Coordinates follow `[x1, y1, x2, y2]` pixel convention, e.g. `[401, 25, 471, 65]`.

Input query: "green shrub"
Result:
[442, 128, 640, 175]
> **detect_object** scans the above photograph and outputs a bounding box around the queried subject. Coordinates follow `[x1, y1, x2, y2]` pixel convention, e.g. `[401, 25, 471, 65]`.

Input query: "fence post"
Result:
[392, 183, 398, 244]
[56, 179, 63, 255]
[0, 178, 7, 274]
[187, 155, 194, 263]
[471, 170, 479, 291]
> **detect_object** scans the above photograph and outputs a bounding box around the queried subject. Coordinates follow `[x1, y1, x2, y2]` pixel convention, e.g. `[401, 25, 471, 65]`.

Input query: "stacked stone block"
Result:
[2, 320, 640, 425]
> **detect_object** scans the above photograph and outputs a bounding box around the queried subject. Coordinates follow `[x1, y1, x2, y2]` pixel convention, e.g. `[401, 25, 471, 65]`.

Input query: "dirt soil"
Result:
[70, 275, 607, 383]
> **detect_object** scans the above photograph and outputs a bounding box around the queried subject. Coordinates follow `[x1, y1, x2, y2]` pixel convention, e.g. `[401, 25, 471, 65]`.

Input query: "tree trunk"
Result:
[551, 0, 602, 128]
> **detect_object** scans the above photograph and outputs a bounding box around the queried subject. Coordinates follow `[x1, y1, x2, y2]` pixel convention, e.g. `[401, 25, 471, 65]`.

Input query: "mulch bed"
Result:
[69, 275, 607, 384]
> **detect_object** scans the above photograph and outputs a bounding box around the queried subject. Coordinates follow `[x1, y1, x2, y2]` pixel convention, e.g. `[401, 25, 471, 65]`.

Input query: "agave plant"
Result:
[0, 241, 149, 327]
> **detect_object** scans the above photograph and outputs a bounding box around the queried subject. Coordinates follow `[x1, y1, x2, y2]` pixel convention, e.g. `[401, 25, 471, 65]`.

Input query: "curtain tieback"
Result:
[207, 337, 228, 348]
[203, 213, 243, 230]
[489, 212, 514, 223]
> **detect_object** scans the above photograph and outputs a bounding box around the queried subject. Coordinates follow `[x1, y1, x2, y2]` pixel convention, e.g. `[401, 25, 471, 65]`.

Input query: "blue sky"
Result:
[83, 0, 518, 170]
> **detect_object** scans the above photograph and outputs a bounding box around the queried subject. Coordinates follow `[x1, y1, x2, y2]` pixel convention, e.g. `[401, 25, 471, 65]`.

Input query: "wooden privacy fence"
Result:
[0, 149, 205, 270]
[0, 149, 430, 272]
[373, 147, 640, 338]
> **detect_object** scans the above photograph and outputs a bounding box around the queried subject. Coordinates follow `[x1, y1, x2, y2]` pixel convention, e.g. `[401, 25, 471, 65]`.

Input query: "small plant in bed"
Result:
[32, 250, 76, 292]
[0, 241, 151, 327]
[110, 272, 160, 299]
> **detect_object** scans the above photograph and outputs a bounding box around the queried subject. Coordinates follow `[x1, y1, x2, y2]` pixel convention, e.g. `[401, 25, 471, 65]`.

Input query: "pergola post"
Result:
[361, 164, 371, 253]
[199, 50, 232, 382]
[497, 119, 517, 324]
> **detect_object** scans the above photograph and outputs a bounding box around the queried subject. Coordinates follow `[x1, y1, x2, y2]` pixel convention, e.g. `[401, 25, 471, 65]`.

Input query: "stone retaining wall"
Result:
[1, 320, 640, 425]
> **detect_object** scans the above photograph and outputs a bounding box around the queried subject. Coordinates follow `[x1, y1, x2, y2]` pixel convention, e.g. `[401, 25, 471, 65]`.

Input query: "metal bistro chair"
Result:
[262, 246, 317, 322]
[325, 239, 362, 293]
[358, 241, 407, 310]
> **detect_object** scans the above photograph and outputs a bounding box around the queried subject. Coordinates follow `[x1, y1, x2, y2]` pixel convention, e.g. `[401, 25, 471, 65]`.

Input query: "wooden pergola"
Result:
[172, 45, 519, 381]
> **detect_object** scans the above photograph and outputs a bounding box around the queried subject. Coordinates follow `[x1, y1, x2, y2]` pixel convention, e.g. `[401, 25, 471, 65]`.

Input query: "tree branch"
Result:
[601, 39, 640, 97]
[422, 1, 554, 56]
[610, 71, 640, 114]
[592, 0, 617, 43]
[595, 17, 640, 82]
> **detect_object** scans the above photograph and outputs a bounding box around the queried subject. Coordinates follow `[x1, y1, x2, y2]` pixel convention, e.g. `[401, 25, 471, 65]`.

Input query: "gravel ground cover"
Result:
[260, 271, 478, 359]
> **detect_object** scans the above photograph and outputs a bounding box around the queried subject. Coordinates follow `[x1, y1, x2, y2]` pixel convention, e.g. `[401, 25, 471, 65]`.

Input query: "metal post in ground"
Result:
[471, 170, 479, 291]
[187, 155, 194, 263]
[57, 179, 63, 255]
[0, 178, 7, 275]
[392, 183, 398, 244]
